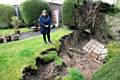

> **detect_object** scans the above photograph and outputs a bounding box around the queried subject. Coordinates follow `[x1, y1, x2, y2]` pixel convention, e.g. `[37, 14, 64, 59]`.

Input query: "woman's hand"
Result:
[45, 25, 49, 28]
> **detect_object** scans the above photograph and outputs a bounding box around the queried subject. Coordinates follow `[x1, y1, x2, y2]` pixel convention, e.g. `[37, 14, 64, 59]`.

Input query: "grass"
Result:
[92, 41, 120, 80]
[0, 28, 31, 35]
[0, 27, 72, 80]
[106, 41, 120, 61]
[62, 68, 85, 80]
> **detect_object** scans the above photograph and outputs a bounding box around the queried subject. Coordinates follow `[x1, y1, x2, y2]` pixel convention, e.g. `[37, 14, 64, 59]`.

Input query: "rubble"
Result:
[83, 39, 108, 63]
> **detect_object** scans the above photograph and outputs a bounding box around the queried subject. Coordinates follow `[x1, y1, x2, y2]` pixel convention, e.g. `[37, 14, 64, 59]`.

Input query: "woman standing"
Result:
[39, 10, 52, 44]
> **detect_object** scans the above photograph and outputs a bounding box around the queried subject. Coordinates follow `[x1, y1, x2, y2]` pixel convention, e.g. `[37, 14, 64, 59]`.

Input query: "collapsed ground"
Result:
[23, 30, 110, 80]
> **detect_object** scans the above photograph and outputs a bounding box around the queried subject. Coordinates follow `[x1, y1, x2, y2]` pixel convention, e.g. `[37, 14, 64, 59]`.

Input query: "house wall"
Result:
[49, 3, 62, 27]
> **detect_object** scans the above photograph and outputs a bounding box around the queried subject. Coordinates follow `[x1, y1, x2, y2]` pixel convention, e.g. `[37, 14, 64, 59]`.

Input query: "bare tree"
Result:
[74, 0, 107, 34]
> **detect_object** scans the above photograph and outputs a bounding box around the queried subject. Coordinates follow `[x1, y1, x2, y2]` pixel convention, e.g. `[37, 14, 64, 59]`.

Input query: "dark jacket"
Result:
[39, 15, 51, 34]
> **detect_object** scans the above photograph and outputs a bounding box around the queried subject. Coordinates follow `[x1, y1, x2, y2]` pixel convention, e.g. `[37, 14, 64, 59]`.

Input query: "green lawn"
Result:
[0, 28, 31, 35]
[0, 28, 72, 80]
[92, 41, 120, 80]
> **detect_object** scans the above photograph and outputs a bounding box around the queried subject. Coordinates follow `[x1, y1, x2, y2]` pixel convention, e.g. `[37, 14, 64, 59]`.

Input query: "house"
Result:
[48, 0, 63, 27]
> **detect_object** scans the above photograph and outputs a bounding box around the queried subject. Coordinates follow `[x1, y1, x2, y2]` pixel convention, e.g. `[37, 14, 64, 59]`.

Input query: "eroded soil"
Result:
[22, 31, 109, 80]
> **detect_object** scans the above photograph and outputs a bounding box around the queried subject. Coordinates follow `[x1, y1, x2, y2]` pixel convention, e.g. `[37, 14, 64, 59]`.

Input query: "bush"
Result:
[105, 12, 120, 40]
[92, 41, 120, 80]
[0, 4, 14, 29]
[42, 53, 56, 63]
[62, 68, 85, 80]
[40, 51, 63, 65]
[0, 22, 9, 29]
[55, 56, 63, 66]
[62, 0, 76, 28]
[20, 0, 50, 26]
[11, 16, 21, 29]
[106, 41, 120, 62]
[116, 0, 120, 9]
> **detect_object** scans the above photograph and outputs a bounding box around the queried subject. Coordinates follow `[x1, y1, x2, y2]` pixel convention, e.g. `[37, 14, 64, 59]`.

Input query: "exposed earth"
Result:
[22, 31, 109, 80]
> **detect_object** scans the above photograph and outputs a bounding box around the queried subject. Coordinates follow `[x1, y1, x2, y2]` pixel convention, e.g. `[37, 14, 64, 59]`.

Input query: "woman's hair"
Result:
[41, 10, 48, 16]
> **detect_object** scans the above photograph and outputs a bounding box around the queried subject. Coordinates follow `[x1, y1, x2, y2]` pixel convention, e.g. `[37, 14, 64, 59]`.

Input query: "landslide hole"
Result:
[22, 48, 67, 80]
[40, 48, 57, 55]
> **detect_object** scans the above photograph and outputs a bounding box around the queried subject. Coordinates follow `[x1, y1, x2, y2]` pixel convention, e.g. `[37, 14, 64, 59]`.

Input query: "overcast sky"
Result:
[0, 0, 117, 5]
[0, 0, 26, 5]
[94, 0, 117, 4]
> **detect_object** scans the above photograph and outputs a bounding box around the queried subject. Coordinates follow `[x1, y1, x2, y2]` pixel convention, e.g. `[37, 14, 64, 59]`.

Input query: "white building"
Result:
[48, 0, 63, 27]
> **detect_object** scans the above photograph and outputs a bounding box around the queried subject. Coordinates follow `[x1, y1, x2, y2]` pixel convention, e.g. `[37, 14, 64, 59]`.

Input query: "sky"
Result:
[94, 0, 117, 4]
[0, 0, 117, 5]
[0, 0, 63, 5]
[0, 0, 26, 5]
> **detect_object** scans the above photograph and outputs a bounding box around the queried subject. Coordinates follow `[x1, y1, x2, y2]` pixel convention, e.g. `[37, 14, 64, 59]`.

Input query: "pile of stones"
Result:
[83, 39, 108, 63]
[0, 33, 19, 43]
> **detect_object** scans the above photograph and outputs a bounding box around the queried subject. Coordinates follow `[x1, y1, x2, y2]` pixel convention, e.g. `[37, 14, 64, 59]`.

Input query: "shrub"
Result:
[11, 16, 21, 30]
[105, 12, 120, 40]
[40, 51, 63, 65]
[106, 41, 120, 62]
[62, 0, 76, 28]
[116, 0, 120, 9]
[0, 22, 9, 29]
[92, 41, 120, 80]
[20, 0, 50, 26]
[0, 4, 14, 29]
[62, 68, 85, 80]
[55, 56, 63, 66]
[42, 53, 56, 63]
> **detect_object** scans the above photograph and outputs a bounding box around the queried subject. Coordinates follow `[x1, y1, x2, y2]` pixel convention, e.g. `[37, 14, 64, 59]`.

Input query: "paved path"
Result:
[19, 29, 56, 40]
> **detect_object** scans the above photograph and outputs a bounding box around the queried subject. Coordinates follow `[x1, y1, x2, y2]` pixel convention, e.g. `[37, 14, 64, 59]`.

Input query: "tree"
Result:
[62, 0, 77, 29]
[62, 0, 116, 45]
[0, 4, 14, 29]
[11, 16, 21, 34]
[20, 0, 50, 26]
[116, 0, 120, 8]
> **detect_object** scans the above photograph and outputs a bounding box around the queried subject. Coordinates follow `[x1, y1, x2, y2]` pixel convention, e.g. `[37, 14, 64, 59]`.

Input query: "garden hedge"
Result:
[62, 0, 76, 28]
[0, 4, 14, 29]
[20, 0, 50, 27]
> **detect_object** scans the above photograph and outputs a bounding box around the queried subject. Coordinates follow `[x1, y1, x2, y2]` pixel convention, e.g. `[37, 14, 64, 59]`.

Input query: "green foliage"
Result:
[41, 51, 57, 63]
[62, 0, 76, 27]
[0, 28, 30, 35]
[106, 41, 120, 62]
[55, 56, 63, 66]
[20, 0, 50, 26]
[105, 12, 120, 40]
[62, 68, 85, 80]
[105, 6, 120, 15]
[41, 51, 63, 65]
[0, 4, 14, 29]
[116, 0, 120, 9]
[92, 41, 120, 80]
[11, 16, 21, 29]
[0, 4, 14, 22]
[48, 51, 58, 54]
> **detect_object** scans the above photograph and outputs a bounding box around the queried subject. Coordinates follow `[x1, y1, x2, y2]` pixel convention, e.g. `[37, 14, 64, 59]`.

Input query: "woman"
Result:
[39, 10, 52, 44]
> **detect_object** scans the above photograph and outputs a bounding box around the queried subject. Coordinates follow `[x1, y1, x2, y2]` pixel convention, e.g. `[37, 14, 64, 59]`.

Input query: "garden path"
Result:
[19, 29, 56, 40]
